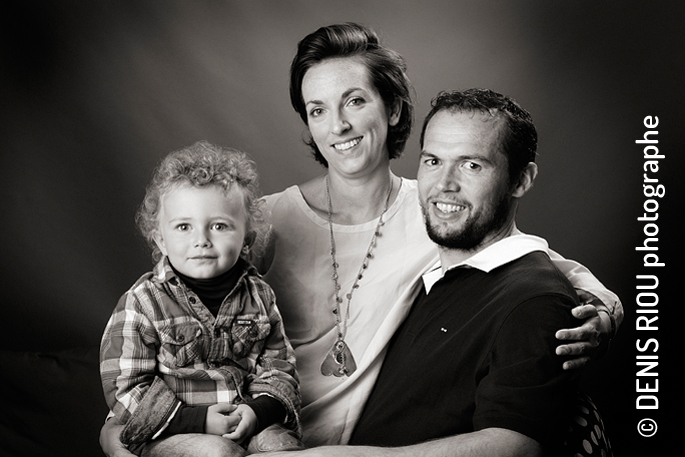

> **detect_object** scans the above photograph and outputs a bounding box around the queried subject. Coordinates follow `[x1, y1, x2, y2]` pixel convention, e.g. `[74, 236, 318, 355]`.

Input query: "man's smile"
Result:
[435, 202, 467, 214]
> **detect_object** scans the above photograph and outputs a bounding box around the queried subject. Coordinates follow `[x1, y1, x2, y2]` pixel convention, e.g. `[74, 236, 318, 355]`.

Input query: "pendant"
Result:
[320, 338, 357, 377]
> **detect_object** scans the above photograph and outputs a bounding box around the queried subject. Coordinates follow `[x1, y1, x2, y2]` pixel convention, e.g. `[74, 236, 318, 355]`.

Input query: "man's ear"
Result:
[388, 99, 402, 127]
[511, 162, 538, 198]
[153, 230, 168, 256]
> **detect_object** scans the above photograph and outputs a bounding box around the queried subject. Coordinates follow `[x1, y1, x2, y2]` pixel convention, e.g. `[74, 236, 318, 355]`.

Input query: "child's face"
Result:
[154, 183, 249, 279]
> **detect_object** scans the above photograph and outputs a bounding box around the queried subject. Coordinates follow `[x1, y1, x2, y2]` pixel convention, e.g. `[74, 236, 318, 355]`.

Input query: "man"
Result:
[269, 88, 586, 456]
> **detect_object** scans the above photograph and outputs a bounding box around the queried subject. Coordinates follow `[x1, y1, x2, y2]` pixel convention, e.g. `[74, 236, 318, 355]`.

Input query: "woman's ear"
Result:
[511, 162, 538, 198]
[388, 99, 402, 127]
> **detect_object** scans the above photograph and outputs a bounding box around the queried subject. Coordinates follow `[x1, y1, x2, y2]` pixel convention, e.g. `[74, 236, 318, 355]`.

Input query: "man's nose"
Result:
[436, 167, 461, 192]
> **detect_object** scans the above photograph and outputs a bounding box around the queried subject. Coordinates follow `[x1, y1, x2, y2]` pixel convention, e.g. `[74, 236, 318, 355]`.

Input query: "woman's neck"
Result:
[301, 167, 400, 225]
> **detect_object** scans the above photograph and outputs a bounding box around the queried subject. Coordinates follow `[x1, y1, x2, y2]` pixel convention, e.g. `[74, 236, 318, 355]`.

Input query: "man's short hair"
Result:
[420, 88, 537, 185]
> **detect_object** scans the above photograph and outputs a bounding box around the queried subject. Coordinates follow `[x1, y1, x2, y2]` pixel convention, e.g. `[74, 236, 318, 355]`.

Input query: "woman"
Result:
[101, 22, 621, 455]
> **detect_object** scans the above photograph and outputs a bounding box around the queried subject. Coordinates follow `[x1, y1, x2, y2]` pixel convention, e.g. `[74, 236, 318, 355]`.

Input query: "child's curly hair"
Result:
[136, 141, 268, 263]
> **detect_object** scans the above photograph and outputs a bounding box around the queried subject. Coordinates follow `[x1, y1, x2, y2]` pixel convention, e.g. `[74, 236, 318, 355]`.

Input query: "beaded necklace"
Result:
[320, 174, 394, 377]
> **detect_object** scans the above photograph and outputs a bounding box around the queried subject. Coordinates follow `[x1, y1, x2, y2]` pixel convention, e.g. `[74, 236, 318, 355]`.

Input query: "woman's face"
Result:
[301, 57, 400, 179]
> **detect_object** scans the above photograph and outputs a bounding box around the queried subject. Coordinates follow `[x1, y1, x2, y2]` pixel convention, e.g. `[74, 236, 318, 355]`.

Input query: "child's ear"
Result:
[153, 230, 168, 256]
[243, 231, 257, 252]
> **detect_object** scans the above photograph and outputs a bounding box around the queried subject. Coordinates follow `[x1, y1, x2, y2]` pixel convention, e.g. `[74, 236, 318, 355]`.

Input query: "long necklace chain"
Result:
[322, 174, 394, 376]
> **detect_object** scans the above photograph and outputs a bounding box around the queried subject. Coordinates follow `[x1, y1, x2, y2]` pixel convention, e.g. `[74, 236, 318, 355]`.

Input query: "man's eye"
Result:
[464, 161, 481, 171]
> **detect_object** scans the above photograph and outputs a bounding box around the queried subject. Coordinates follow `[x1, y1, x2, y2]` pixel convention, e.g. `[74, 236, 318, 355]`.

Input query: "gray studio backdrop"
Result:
[1, 1, 681, 454]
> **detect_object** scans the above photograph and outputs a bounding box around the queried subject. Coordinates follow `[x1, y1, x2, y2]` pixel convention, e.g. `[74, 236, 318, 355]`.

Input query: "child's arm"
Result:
[100, 292, 182, 451]
[100, 292, 162, 424]
[243, 280, 301, 434]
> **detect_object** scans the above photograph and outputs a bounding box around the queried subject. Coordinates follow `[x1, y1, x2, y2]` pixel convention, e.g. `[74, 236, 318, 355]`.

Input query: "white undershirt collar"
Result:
[422, 232, 549, 294]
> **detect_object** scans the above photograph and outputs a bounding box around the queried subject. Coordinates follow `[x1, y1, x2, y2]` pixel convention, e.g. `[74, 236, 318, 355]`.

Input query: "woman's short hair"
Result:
[289, 22, 414, 166]
[136, 141, 266, 262]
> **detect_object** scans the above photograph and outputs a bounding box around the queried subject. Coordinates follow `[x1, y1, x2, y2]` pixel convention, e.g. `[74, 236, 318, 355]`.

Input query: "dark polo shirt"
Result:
[350, 239, 581, 452]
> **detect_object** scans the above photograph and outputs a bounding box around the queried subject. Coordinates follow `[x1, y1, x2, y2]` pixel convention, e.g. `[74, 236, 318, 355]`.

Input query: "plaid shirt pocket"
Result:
[158, 323, 204, 368]
[230, 314, 271, 359]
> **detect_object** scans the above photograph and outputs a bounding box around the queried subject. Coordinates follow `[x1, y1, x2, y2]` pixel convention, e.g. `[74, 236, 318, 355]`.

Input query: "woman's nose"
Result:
[331, 111, 351, 135]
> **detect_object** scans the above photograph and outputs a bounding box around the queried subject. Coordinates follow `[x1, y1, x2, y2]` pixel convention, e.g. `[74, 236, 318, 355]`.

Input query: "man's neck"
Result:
[438, 222, 518, 273]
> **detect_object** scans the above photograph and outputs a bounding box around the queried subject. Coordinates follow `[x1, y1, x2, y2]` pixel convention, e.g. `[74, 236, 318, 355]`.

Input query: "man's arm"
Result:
[264, 428, 541, 457]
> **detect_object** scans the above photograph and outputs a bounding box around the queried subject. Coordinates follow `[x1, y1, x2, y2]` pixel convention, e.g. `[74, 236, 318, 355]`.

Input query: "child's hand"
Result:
[205, 403, 241, 436]
[222, 404, 258, 444]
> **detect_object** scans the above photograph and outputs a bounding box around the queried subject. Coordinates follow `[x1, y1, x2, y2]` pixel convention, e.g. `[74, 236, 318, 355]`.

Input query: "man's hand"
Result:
[556, 290, 614, 370]
[206, 403, 241, 436]
[100, 418, 136, 457]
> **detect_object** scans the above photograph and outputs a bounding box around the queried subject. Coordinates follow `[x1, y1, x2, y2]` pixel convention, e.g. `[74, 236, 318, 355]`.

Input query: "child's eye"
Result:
[176, 223, 190, 232]
[212, 223, 230, 231]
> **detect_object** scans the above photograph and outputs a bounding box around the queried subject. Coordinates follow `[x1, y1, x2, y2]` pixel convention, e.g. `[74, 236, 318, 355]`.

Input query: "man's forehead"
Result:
[424, 109, 505, 146]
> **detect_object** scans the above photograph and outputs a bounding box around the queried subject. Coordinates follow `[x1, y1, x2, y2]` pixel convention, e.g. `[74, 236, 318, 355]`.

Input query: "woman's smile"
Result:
[333, 136, 363, 151]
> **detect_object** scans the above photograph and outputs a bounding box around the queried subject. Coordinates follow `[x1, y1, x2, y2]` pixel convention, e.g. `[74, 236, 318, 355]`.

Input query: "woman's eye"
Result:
[309, 107, 323, 118]
[348, 97, 364, 107]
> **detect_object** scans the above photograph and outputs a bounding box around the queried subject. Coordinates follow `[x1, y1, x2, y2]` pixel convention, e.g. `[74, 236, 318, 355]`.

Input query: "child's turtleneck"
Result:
[170, 258, 245, 317]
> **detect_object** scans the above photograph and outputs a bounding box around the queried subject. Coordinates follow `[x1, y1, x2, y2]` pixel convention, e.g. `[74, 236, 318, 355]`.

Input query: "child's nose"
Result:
[194, 230, 212, 248]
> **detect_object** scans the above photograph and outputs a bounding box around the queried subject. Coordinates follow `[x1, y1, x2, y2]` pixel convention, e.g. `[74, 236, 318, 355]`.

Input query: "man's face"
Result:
[417, 110, 513, 252]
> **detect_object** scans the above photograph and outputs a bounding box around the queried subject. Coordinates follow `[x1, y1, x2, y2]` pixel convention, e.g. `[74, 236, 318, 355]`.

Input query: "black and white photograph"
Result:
[1, 1, 680, 456]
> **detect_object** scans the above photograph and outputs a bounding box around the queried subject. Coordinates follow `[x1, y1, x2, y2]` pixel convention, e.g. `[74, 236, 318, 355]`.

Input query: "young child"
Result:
[100, 141, 303, 456]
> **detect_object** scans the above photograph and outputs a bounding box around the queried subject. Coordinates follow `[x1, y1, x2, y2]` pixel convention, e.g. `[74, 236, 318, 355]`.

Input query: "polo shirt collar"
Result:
[422, 232, 549, 294]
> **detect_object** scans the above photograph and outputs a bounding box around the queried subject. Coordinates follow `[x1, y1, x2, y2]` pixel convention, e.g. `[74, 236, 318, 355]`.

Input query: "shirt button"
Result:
[189, 297, 197, 304]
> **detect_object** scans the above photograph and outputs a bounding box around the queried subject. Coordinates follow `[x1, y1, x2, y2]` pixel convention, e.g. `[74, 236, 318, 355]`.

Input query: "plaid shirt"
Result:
[100, 257, 300, 431]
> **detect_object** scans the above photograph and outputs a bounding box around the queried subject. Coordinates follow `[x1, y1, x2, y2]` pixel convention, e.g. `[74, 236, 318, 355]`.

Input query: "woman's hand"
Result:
[556, 290, 613, 370]
[100, 417, 135, 457]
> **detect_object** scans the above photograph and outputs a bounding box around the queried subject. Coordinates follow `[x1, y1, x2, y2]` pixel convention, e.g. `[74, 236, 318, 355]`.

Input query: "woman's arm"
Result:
[547, 249, 622, 368]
